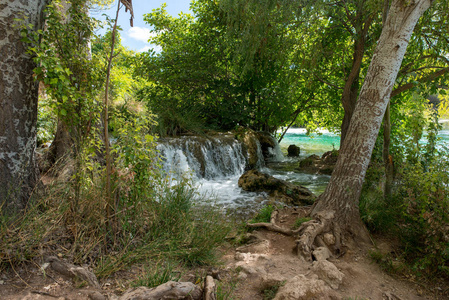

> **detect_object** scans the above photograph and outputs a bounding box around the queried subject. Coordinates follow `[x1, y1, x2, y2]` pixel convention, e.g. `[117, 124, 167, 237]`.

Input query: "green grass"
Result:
[132, 262, 181, 288]
[262, 281, 285, 300]
[249, 204, 276, 224]
[0, 175, 232, 281]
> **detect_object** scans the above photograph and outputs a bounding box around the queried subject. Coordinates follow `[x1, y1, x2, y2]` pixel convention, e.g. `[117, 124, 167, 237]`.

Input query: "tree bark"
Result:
[312, 0, 434, 240]
[383, 103, 393, 199]
[0, 0, 47, 214]
[340, 21, 371, 146]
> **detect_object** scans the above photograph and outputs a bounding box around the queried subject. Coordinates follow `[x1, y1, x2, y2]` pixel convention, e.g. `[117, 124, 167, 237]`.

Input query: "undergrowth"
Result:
[0, 115, 232, 281]
[361, 131, 449, 278]
[0, 177, 231, 279]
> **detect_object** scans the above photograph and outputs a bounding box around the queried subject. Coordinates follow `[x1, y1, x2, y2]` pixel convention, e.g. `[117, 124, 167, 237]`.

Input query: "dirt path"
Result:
[223, 207, 448, 300]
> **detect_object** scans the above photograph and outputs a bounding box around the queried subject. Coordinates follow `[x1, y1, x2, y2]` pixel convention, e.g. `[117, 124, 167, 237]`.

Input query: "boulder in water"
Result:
[298, 151, 338, 175]
[238, 170, 315, 205]
[287, 144, 300, 157]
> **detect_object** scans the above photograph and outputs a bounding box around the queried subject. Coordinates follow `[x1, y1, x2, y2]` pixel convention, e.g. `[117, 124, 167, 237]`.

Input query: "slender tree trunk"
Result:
[382, 0, 393, 200]
[383, 105, 394, 199]
[339, 13, 373, 147]
[312, 0, 434, 239]
[104, 1, 121, 223]
[0, 0, 47, 214]
[46, 0, 74, 171]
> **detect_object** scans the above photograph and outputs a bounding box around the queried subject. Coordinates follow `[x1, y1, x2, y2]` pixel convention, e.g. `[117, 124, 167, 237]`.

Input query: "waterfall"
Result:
[267, 136, 285, 162]
[157, 134, 248, 180]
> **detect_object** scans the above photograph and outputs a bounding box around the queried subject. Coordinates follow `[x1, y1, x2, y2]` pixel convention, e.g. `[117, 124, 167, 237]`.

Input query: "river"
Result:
[158, 126, 449, 218]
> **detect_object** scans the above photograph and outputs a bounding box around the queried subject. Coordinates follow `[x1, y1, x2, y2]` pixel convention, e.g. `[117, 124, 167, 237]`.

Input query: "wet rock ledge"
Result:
[238, 169, 316, 206]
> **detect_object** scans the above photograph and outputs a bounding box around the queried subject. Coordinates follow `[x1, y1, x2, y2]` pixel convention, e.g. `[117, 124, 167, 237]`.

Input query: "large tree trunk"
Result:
[306, 0, 434, 249]
[0, 0, 47, 214]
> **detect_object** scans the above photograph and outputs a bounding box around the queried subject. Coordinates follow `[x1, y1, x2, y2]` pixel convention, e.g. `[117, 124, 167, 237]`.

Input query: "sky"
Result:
[91, 0, 192, 52]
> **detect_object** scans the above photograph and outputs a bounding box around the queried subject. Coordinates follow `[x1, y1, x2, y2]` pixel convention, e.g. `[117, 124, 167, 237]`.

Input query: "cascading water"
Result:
[156, 130, 345, 217]
[157, 134, 269, 216]
[157, 134, 248, 180]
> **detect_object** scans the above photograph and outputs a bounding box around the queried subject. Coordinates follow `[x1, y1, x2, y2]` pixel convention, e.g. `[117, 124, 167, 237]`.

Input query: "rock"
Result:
[234, 252, 268, 262]
[323, 233, 336, 245]
[298, 151, 338, 175]
[238, 170, 315, 205]
[45, 256, 100, 288]
[273, 275, 330, 300]
[236, 239, 270, 254]
[311, 260, 344, 290]
[237, 128, 263, 169]
[312, 247, 332, 261]
[287, 145, 300, 157]
[237, 271, 248, 280]
[322, 150, 338, 164]
[119, 282, 202, 300]
[89, 291, 106, 300]
[255, 132, 277, 159]
[203, 275, 217, 300]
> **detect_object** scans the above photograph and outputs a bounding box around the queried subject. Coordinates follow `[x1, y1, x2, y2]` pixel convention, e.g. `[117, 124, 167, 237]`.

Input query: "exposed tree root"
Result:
[248, 209, 343, 261]
[296, 211, 335, 261]
[247, 210, 296, 236]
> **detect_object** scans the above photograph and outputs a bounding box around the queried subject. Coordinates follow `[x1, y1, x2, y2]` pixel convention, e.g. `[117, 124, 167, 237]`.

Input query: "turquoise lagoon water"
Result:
[269, 126, 449, 196]
[279, 126, 449, 156]
[278, 128, 340, 157]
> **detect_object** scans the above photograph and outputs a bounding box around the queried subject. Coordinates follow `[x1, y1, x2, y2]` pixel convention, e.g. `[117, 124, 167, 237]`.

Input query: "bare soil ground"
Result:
[1, 207, 448, 300]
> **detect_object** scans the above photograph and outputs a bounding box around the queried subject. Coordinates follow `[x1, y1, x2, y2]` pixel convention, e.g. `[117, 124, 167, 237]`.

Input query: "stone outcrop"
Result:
[298, 150, 339, 175]
[236, 128, 280, 169]
[238, 170, 315, 205]
[255, 132, 277, 159]
[287, 145, 300, 157]
[236, 128, 263, 169]
[273, 274, 331, 300]
[311, 260, 344, 290]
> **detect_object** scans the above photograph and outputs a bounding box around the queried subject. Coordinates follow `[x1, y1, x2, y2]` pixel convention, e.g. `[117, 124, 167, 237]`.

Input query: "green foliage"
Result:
[394, 156, 449, 276]
[132, 262, 180, 288]
[24, 0, 102, 131]
[216, 278, 237, 300]
[135, 0, 303, 135]
[362, 150, 449, 278]
[112, 111, 160, 202]
[262, 281, 285, 300]
[0, 174, 231, 278]
[249, 204, 276, 224]
[36, 96, 57, 146]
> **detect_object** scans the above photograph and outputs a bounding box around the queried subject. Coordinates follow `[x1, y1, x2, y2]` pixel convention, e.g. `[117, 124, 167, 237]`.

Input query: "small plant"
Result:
[249, 204, 276, 224]
[262, 281, 285, 300]
[132, 262, 180, 288]
[293, 217, 311, 229]
[216, 278, 237, 300]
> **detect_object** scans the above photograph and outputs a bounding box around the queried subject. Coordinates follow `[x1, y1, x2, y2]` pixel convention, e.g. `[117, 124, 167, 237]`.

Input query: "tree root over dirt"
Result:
[247, 209, 344, 262]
